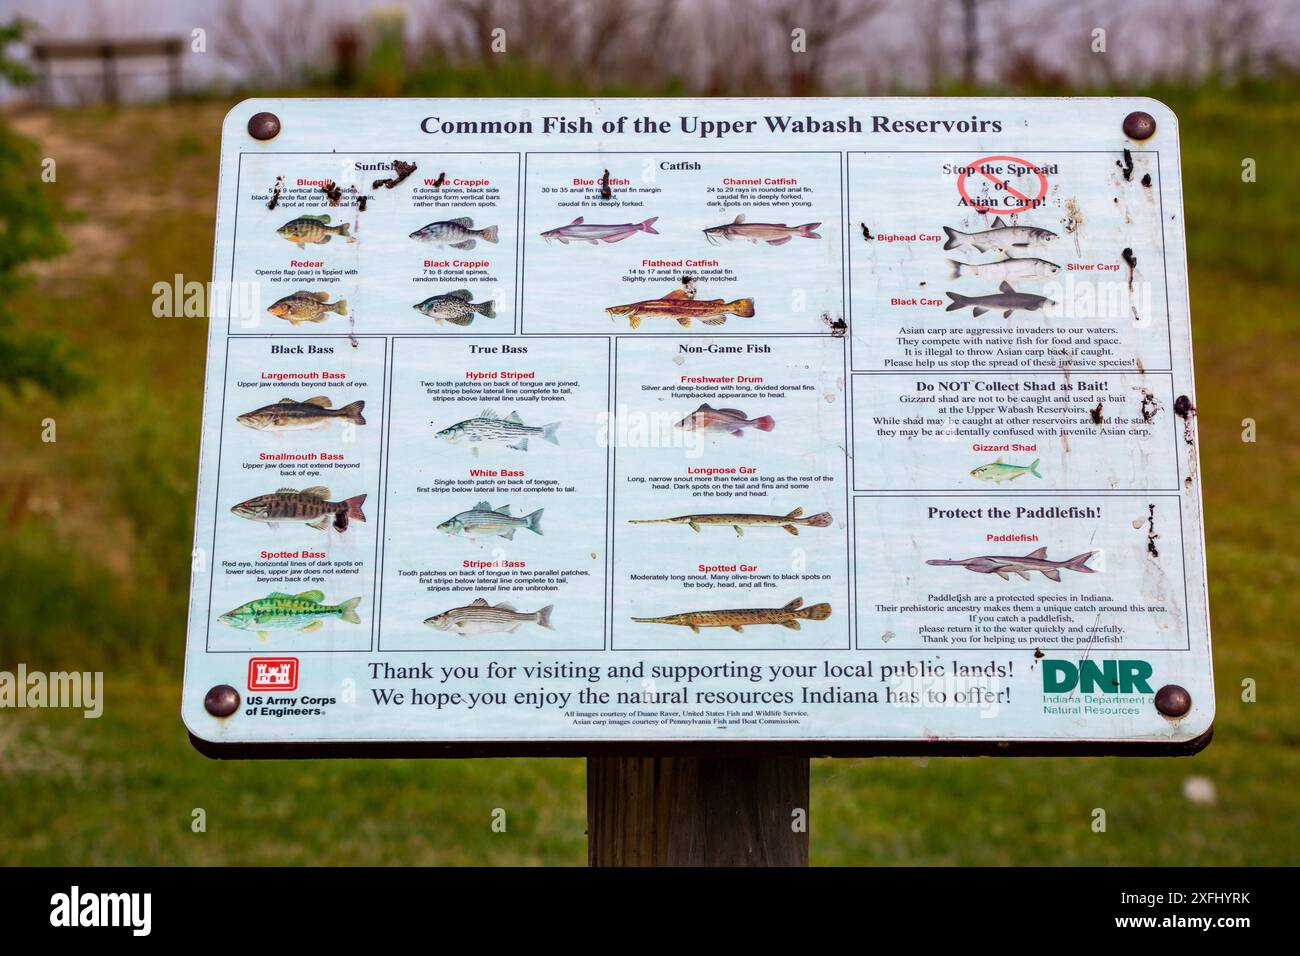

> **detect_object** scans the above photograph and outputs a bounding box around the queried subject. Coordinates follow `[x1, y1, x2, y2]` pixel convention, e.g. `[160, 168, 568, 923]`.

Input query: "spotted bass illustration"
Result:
[409, 217, 499, 249]
[628, 507, 832, 536]
[218, 589, 361, 639]
[703, 214, 821, 245]
[436, 410, 560, 454]
[541, 216, 658, 244]
[230, 486, 367, 532]
[926, 547, 1096, 582]
[606, 287, 755, 330]
[945, 280, 1055, 318]
[675, 403, 774, 436]
[236, 396, 366, 432]
[424, 598, 554, 636]
[276, 214, 352, 249]
[632, 597, 832, 633]
[437, 501, 544, 540]
[970, 458, 1042, 483]
[267, 291, 348, 325]
[942, 216, 1057, 254]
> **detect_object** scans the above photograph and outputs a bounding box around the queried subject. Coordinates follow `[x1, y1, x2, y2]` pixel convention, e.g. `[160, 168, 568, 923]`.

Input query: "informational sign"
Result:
[183, 98, 1212, 755]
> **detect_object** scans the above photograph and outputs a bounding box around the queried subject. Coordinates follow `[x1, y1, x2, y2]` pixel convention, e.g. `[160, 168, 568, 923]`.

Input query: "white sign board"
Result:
[183, 98, 1212, 755]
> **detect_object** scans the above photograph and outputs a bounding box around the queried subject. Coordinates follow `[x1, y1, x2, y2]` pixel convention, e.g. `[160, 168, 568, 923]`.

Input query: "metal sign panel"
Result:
[183, 98, 1211, 755]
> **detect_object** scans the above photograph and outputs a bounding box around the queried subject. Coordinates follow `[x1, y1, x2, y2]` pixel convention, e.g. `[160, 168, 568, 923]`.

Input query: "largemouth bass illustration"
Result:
[541, 216, 658, 244]
[703, 214, 821, 245]
[942, 216, 1057, 254]
[236, 396, 366, 432]
[628, 507, 832, 536]
[926, 547, 1096, 582]
[409, 217, 498, 249]
[945, 281, 1055, 318]
[970, 458, 1042, 483]
[632, 597, 832, 633]
[675, 403, 774, 436]
[437, 501, 544, 540]
[947, 256, 1059, 281]
[267, 291, 348, 325]
[414, 289, 496, 325]
[606, 287, 755, 330]
[436, 410, 559, 454]
[218, 589, 361, 639]
[231, 486, 367, 532]
[424, 597, 554, 636]
[276, 214, 352, 249]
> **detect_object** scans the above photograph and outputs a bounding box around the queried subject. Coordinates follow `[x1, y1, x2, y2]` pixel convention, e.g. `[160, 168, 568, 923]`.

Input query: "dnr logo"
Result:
[1042, 659, 1153, 694]
[248, 657, 298, 692]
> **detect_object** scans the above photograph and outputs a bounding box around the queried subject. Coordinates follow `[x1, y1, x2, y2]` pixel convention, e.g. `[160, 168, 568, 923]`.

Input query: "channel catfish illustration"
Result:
[702, 215, 821, 245]
[942, 216, 1057, 254]
[541, 216, 658, 244]
[926, 547, 1096, 582]
[945, 281, 1055, 318]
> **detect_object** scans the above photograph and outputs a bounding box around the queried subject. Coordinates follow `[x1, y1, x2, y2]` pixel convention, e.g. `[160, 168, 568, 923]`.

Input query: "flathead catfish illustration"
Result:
[632, 597, 832, 633]
[703, 214, 821, 246]
[276, 214, 351, 249]
[541, 216, 658, 244]
[231, 486, 367, 532]
[218, 589, 361, 639]
[437, 501, 543, 540]
[409, 217, 498, 249]
[675, 403, 774, 436]
[927, 547, 1096, 582]
[628, 507, 832, 536]
[236, 396, 366, 432]
[436, 410, 559, 454]
[606, 287, 755, 330]
[945, 281, 1055, 318]
[970, 458, 1042, 484]
[424, 598, 554, 636]
[942, 216, 1057, 254]
[948, 256, 1059, 281]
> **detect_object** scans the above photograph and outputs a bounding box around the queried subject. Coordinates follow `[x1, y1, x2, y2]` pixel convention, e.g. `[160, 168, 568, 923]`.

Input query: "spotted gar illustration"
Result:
[631, 597, 832, 633]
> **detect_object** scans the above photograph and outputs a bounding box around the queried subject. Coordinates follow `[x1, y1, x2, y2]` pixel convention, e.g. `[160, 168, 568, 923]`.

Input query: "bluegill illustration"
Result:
[276, 214, 352, 249]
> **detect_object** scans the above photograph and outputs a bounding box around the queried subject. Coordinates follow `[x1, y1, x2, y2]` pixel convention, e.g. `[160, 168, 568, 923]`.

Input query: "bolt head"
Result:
[1123, 111, 1156, 140]
[1154, 684, 1191, 718]
[247, 111, 281, 141]
[204, 684, 241, 718]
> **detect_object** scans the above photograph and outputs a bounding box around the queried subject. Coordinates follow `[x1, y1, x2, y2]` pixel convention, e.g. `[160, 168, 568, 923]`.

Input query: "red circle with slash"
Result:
[957, 156, 1049, 214]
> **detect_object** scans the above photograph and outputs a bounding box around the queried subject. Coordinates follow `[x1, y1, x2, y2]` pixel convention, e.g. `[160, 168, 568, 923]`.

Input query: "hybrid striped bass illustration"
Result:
[541, 216, 659, 244]
[628, 507, 832, 536]
[276, 214, 352, 249]
[424, 598, 554, 636]
[236, 396, 366, 432]
[926, 547, 1096, 582]
[632, 597, 832, 633]
[606, 287, 755, 329]
[941, 216, 1057, 254]
[230, 486, 367, 532]
[435, 410, 560, 454]
[218, 589, 361, 639]
[703, 214, 821, 245]
[437, 501, 543, 540]
[970, 458, 1042, 483]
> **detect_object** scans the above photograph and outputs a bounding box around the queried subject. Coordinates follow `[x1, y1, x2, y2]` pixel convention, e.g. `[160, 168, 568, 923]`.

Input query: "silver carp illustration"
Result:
[926, 547, 1096, 582]
[947, 256, 1060, 281]
[436, 410, 560, 454]
[945, 280, 1055, 318]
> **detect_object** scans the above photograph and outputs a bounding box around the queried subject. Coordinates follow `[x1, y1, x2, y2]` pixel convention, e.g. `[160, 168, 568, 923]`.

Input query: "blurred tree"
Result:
[0, 16, 81, 397]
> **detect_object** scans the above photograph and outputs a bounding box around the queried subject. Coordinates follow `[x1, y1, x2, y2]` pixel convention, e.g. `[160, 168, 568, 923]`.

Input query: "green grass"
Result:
[0, 87, 1297, 866]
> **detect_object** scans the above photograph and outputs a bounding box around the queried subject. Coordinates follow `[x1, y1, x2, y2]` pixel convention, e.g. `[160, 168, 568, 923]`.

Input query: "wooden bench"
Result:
[30, 37, 184, 105]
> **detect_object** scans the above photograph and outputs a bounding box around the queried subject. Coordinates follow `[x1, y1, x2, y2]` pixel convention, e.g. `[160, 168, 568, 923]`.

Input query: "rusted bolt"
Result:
[1123, 111, 1156, 140]
[247, 111, 281, 141]
[1173, 394, 1193, 419]
[204, 684, 240, 717]
[1154, 684, 1191, 718]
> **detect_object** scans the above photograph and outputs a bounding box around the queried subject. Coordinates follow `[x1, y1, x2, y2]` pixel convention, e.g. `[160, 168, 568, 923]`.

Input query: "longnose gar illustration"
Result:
[628, 507, 833, 536]
[632, 597, 831, 633]
[926, 547, 1096, 582]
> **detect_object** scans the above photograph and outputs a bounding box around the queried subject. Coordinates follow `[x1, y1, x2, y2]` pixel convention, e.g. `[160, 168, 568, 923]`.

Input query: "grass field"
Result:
[0, 91, 1296, 865]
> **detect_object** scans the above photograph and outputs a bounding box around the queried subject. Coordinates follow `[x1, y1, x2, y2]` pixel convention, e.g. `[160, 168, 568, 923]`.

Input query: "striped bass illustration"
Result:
[230, 486, 367, 532]
[435, 410, 560, 455]
[424, 598, 554, 636]
[632, 597, 832, 633]
[628, 507, 833, 537]
[926, 547, 1096, 582]
[606, 287, 755, 330]
[236, 396, 366, 432]
[437, 501, 544, 540]
[218, 589, 361, 640]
